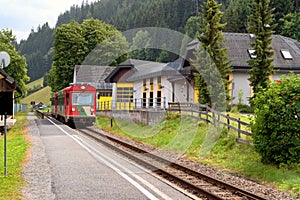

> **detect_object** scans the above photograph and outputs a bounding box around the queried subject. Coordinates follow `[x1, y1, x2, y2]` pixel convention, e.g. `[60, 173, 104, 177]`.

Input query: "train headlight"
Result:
[72, 108, 76, 112]
[90, 108, 94, 112]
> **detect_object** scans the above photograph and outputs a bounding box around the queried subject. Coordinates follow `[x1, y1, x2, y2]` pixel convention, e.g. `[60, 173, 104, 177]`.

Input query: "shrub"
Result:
[252, 73, 300, 166]
[229, 104, 254, 113]
[237, 104, 254, 113]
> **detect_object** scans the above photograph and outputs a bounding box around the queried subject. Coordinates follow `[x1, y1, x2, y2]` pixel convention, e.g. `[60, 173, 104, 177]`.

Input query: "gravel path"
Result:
[21, 114, 55, 200]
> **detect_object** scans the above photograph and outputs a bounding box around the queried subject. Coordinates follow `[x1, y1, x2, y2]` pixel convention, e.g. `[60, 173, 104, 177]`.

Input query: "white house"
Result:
[126, 59, 195, 109]
[183, 33, 300, 105]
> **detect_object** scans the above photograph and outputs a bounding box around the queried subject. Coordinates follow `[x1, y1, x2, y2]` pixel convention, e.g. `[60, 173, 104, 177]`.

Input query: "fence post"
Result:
[205, 104, 209, 123]
[227, 114, 230, 132]
[212, 111, 216, 126]
[238, 118, 241, 139]
[198, 104, 200, 120]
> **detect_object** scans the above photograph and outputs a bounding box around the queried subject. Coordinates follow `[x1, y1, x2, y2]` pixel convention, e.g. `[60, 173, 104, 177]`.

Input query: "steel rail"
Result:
[79, 127, 267, 200]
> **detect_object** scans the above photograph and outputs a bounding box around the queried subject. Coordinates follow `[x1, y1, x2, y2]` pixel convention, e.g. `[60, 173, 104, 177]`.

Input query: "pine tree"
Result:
[192, 0, 232, 109]
[223, 0, 251, 33]
[280, 12, 300, 41]
[269, 0, 294, 33]
[247, 0, 276, 104]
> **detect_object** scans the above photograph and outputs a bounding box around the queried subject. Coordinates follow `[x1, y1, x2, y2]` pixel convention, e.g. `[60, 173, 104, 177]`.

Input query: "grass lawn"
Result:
[96, 113, 300, 198]
[21, 86, 52, 107]
[0, 112, 29, 200]
[26, 77, 44, 91]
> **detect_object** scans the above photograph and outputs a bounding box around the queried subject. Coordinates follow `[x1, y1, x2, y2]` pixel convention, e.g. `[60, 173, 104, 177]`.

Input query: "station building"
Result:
[0, 68, 22, 129]
[74, 33, 300, 109]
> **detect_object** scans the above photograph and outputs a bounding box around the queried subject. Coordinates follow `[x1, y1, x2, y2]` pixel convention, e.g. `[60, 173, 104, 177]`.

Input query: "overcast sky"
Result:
[0, 0, 97, 42]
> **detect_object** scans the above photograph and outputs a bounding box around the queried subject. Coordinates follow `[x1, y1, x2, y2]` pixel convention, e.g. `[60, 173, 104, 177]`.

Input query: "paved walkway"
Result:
[22, 113, 192, 200]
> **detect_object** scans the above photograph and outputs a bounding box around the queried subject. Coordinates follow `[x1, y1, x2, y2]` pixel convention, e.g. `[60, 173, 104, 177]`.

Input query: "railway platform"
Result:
[22, 113, 193, 200]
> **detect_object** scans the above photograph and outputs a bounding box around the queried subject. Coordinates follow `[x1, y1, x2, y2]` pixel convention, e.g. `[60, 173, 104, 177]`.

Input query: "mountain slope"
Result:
[17, 0, 196, 83]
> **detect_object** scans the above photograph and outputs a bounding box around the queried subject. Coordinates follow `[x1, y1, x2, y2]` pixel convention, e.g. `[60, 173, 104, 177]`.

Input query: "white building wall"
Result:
[133, 80, 143, 100]
[161, 76, 173, 103]
[232, 72, 251, 105]
[133, 76, 174, 108]
[231, 71, 298, 106]
[272, 72, 288, 81]
[173, 79, 194, 103]
[273, 73, 281, 81]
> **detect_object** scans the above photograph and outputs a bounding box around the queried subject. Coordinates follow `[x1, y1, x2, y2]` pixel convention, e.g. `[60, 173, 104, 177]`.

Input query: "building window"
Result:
[98, 90, 112, 98]
[157, 76, 162, 91]
[157, 76, 161, 84]
[117, 87, 133, 102]
[247, 49, 257, 59]
[143, 79, 147, 91]
[150, 78, 154, 91]
[280, 49, 293, 60]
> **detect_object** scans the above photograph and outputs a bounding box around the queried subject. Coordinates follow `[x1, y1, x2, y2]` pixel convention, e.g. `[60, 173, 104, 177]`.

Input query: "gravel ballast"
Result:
[21, 114, 297, 200]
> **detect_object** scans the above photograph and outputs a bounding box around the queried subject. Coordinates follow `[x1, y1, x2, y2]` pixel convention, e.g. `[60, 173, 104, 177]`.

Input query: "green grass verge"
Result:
[0, 112, 29, 200]
[96, 114, 300, 198]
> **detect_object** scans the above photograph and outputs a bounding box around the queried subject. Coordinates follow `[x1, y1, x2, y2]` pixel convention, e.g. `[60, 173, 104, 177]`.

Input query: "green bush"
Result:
[228, 104, 254, 113]
[252, 73, 300, 166]
[237, 104, 254, 113]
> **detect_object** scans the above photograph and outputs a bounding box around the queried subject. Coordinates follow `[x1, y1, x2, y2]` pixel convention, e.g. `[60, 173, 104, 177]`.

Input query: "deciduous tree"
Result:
[0, 29, 29, 98]
[48, 19, 128, 92]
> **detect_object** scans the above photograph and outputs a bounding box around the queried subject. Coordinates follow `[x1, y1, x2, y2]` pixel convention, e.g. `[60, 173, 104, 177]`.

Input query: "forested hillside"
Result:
[17, 0, 196, 82]
[17, 23, 54, 82]
[16, 0, 300, 82]
[56, 0, 196, 32]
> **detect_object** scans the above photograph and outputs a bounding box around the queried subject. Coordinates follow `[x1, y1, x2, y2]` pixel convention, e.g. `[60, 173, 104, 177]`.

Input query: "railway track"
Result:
[78, 126, 268, 200]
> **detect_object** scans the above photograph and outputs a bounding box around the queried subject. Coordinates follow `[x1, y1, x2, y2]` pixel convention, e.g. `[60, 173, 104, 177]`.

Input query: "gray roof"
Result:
[0, 68, 22, 94]
[126, 59, 182, 82]
[118, 59, 153, 67]
[74, 65, 115, 83]
[185, 33, 300, 72]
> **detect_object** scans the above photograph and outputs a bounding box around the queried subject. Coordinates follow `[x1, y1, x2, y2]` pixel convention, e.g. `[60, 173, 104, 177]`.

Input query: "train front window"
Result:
[72, 93, 94, 106]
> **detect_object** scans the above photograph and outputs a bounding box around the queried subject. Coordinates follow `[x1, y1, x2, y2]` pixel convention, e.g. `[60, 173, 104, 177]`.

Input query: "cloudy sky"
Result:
[0, 0, 97, 42]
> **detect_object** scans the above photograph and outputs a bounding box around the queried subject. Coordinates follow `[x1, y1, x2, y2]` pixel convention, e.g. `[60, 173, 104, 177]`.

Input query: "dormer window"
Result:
[280, 49, 293, 60]
[249, 34, 255, 42]
[248, 49, 257, 59]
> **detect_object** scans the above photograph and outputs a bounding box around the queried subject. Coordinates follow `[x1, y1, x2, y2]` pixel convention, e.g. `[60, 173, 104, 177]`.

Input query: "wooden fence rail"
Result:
[168, 102, 252, 144]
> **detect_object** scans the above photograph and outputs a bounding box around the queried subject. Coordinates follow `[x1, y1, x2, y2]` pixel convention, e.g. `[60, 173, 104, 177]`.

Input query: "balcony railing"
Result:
[97, 97, 167, 111]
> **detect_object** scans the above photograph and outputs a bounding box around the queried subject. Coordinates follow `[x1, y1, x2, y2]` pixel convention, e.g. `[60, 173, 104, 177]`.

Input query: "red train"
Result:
[51, 84, 97, 127]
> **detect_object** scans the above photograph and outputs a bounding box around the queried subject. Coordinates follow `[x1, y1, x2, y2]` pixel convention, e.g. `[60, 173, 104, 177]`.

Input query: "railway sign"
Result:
[0, 92, 13, 115]
[0, 51, 10, 68]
